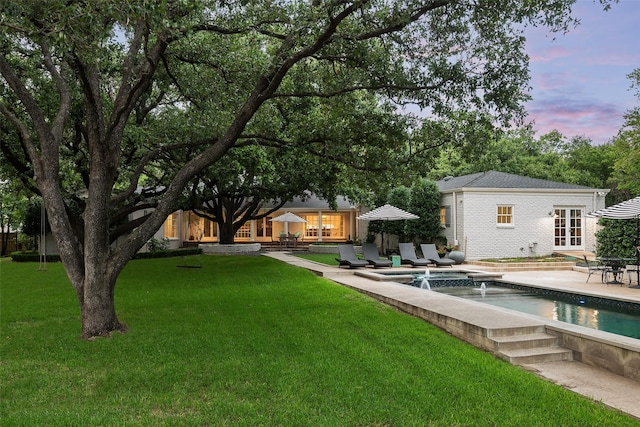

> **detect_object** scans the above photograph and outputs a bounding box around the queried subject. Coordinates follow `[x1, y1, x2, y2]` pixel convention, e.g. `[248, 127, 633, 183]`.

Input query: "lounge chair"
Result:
[420, 244, 455, 267]
[583, 255, 606, 283]
[336, 244, 368, 268]
[398, 243, 431, 267]
[362, 243, 392, 268]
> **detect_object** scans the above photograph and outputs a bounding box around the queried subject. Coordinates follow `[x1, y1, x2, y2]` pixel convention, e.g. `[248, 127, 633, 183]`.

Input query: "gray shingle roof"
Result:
[263, 194, 353, 210]
[436, 170, 593, 192]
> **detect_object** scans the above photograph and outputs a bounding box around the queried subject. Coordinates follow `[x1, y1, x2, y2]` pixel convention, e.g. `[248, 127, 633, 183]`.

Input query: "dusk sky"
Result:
[523, 0, 640, 145]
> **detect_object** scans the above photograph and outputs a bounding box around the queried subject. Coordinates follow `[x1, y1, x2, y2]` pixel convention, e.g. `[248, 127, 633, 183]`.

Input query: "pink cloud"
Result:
[529, 71, 579, 92]
[585, 51, 640, 67]
[525, 98, 625, 144]
[521, 1, 639, 145]
[528, 46, 575, 63]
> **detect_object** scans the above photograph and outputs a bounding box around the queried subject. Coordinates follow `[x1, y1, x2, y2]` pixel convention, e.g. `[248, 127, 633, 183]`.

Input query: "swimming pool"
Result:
[426, 282, 640, 340]
[353, 268, 640, 339]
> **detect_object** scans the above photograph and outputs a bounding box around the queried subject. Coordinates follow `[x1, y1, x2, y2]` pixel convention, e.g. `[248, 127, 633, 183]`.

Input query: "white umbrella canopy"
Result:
[270, 211, 307, 235]
[270, 212, 307, 223]
[587, 196, 640, 220]
[588, 196, 640, 287]
[357, 204, 419, 254]
[357, 204, 419, 221]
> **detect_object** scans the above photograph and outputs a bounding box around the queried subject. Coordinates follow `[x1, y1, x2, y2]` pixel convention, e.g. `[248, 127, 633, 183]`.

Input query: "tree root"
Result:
[83, 322, 129, 340]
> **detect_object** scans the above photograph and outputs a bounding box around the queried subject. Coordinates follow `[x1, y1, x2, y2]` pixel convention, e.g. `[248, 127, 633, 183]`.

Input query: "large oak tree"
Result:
[0, 0, 597, 339]
[180, 91, 410, 244]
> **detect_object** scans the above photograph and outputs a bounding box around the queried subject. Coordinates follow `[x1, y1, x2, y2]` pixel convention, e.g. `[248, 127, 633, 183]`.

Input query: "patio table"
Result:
[598, 257, 636, 285]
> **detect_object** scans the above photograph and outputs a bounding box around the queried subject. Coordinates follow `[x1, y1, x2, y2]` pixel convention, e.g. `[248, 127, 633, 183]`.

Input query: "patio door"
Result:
[553, 208, 584, 250]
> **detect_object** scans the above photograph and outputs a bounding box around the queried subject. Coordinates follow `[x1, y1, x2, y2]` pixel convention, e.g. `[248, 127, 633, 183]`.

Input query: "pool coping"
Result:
[354, 267, 505, 284]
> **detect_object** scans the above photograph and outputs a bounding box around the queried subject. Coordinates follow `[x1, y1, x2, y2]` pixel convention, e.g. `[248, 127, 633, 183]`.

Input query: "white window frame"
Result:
[496, 205, 514, 228]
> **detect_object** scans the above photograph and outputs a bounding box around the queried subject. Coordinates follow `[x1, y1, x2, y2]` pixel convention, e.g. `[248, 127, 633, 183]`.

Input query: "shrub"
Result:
[10, 248, 202, 262]
[146, 237, 170, 252]
[595, 218, 638, 258]
[10, 251, 61, 263]
[134, 247, 202, 259]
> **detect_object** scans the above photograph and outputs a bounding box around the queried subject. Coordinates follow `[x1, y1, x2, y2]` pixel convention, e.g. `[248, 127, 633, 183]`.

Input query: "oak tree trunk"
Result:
[218, 220, 236, 245]
[78, 268, 127, 339]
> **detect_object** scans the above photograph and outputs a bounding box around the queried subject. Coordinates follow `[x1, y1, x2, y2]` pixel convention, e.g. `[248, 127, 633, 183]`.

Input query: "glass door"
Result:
[553, 208, 584, 250]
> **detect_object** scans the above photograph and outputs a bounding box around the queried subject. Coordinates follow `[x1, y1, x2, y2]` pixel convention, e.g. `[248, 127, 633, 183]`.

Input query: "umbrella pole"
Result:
[629, 215, 640, 288]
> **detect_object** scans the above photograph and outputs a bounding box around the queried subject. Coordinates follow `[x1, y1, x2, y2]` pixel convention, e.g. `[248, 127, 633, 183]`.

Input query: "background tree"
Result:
[427, 127, 615, 188]
[367, 179, 442, 249]
[609, 69, 640, 200]
[382, 186, 412, 243]
[20, 198, 51, 251]
[405, 178, 442, 243]
[0, 1, 592, 339]
[594, 70, 640, 259]
[0, 180, 29, 255]
[560, 136, 616, 189]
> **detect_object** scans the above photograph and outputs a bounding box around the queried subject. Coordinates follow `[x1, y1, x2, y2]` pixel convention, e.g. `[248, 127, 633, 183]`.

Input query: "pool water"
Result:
[432, 285, 640, 340]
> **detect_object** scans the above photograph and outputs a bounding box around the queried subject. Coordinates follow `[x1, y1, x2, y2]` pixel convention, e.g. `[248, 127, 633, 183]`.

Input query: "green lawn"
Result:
[1, 256, 637, 426]
[294, 252, 341, 265]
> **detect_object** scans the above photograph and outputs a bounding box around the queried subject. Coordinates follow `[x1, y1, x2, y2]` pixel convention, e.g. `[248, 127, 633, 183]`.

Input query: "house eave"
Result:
[439, 187, 610, 195]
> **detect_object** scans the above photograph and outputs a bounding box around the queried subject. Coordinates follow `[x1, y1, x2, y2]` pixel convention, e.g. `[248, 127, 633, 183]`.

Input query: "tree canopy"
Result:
[0, 0, 600, 338]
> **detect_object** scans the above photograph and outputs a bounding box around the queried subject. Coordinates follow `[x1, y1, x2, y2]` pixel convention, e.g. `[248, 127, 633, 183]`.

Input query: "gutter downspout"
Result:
[453, 191, 458, 247]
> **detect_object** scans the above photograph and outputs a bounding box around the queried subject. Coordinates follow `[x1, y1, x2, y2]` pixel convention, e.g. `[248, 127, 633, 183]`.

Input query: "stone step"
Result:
[491, 333, 559, 351]
[486, 325, 547, 338]
[466, 261, 576, 272]
[498, 346, 573, 365]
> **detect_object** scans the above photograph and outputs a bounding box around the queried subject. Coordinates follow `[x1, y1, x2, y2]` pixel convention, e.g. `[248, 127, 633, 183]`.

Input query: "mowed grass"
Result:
[294, 252, 341, 266]
[1, 256, 637, 426]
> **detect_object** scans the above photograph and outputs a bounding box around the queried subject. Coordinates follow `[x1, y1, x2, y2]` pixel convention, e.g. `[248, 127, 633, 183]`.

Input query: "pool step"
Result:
[490, 332, 573, 365]
[466, 261, 576, 272]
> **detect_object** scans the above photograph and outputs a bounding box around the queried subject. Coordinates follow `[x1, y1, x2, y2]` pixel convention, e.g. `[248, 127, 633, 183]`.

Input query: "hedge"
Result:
[133, 248, 203, 259]
[10, 252, 61, 263]
[10, 248, 202, 262]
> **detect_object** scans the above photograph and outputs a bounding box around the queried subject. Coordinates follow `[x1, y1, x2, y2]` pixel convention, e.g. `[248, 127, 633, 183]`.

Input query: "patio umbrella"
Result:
[269, 211, 306, 234]
[357, 204, 419, 254]
[587, 196, 640, 287]
[270, 212, 307, 223]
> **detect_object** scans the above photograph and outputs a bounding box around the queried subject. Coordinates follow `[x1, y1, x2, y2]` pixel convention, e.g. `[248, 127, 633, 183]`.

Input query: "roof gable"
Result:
[436, 171, 594, 192]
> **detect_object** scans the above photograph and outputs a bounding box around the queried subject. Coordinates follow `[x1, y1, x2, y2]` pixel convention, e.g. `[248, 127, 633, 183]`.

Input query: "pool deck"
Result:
[264, 252, 640, 420]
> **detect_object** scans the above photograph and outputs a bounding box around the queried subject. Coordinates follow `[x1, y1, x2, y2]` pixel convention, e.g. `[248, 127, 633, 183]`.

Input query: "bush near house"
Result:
[133, 247, 202, 259]
[9, 248, 202, 262]
[9, 251, 61, 262]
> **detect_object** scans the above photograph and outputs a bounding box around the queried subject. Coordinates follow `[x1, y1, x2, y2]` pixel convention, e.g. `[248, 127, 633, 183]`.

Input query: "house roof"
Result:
[436, 170, 597, 192]
[264, 194, 354, 210]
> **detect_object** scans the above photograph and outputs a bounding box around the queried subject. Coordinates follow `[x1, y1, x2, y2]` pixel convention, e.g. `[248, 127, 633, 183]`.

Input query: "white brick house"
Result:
[436, 171, 609, 260]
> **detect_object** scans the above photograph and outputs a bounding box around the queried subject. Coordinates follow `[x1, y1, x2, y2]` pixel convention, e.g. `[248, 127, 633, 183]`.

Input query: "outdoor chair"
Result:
[362, 243, 392, 268]
[627, 264, 639, 285]
[336, 244, 368, 268]
[420, 244, 455, 267]
[583, 255, 606, 283]
[278, 232, 288, 248]
[398, 243, 431, 267]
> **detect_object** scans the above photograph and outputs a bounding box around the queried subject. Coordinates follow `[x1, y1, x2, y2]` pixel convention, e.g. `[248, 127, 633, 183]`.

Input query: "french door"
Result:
[553, 208, 584, 250]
